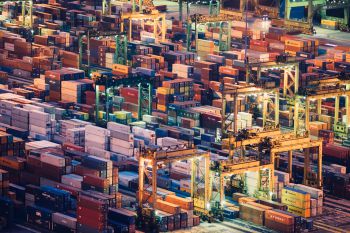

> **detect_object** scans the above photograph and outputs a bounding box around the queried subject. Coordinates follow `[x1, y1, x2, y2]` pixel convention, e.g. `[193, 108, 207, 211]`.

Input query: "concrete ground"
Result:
[154, 0, 350, 46]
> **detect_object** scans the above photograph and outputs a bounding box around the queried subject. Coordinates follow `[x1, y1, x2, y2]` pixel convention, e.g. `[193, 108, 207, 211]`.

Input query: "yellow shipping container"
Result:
[287, 205, 311, 218]
[98, 111, 105, 119]
[197, 39, 214, 48]
[112, 64, 131, 74]
[282, 188, 311, 202]
[321, 19, 338, 27]
[285, 40, 305, 48]
[281, 195, 311, 209]
[114, 111, 130, 120]
[157, 87, 171, 95]
[193, 197, 205, 209]
[157, 104, 167, 112]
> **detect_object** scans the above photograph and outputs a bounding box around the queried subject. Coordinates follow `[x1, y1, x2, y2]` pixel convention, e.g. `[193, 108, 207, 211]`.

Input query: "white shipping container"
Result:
[110, 138, 134, 149]
[24, 104, 44, 112]
[107, 122, 131, 133]
[25, 140, 61, 151]
[52, 213, 77, 230]
[40, 152, 65, 167]
[85, 134, 109, 145]
[132, 126, 155, 139]
[292, 184, 323, 199]
[85, 125, 109, 136]
[110, 145, 134, 157]
[85, 139, 108, 150]
[110, 130, 134, 142]
[85, 146, 111, 159]
[61, 174, 83, 189]
[29, 125, 52, 135]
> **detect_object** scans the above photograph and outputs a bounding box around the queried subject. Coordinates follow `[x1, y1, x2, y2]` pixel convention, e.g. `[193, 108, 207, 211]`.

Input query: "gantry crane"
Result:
[219, 83, 280, 141]
[211, 158, 275, 204]
[187, 14, 233, 52]
[268, 135, 323, 189]
[102, 0, 112, 15]
[137, 145, 220, 223]
[91, 71, 152, 124]
[255, 0, 280, 19]
[3, 0, 33, 27]
[121, 11, 167, 42]
[219, 0, 244, 21]
[299, 76, 350, 139]
[209, 0, 220, 16]
[78, 30, 127, 74]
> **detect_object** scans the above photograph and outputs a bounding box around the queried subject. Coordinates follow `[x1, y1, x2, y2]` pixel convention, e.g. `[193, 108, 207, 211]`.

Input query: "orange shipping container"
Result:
[0, 156, 25, 170]
[265, 209, 294, 225]
[164, 195, 194, 210]
[155, 200, 181, 214]
[238, 197, 257, 204]
[219, 66, 239, 76]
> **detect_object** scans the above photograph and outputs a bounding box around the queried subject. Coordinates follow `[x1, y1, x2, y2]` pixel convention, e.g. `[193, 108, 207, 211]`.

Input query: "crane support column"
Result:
[288, 150, 293, 179]
[294, 66, 299, 94]
[318, 144, 323, 188]
[95, 85, 100, 123]
[317, 99, 322, 117]
[219, 174, 224, 205]
[234, 94, 238, 134]
[138, 157, 145, 206]
[105, 87, 109, 122]
[270, 152, 275, 166]
[152, 160, 157, 208]
[334, 96, 340, 126]
[179, 0, 183, 21]
[138, 83, 142, 120]
[263, 93, 268, 127]
[162, 15, 167, 42]
[204, 154, 210, 209]
[275, 91, 279, 126]
[191, 159, 195, 199]
[305, 99, 310, 133]
[283, 71, 288, 97]
[303, 148, 310, 185]
[284, 0, 290, 20]
[294, 97, 299, 136]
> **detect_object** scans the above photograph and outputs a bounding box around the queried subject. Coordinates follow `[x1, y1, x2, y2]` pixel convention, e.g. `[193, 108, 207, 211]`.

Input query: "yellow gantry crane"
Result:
[269, 135, 323, 189]
[219, 82, 280, 151]
[138, 145, 217, 221]
[120, 11, 167, 42]
[2, 0, 33, 27]
[301, 78, 350, 139]
[211, 157, 275, 204]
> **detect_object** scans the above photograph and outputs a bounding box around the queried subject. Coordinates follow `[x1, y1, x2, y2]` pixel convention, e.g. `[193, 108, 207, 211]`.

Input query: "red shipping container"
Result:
[75, 165, 100, 177]
[250, 39, 269, 47]
[78, 195, 108, 211]
[77, 206, 106, 221]
[83, 174, 109, 189]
